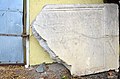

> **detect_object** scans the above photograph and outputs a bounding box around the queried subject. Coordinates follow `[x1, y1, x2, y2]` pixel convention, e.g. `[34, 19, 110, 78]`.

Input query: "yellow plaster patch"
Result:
[30, 35, 53, 65]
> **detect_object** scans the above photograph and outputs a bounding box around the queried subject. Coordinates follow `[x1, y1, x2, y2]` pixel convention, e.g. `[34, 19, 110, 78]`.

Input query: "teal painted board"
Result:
[0, 36, 24, 63]
[0, 0, 23, 11]
[0, 11, 23, 34]
[0, 0, 24, 64]
[0, 11, 6, 33]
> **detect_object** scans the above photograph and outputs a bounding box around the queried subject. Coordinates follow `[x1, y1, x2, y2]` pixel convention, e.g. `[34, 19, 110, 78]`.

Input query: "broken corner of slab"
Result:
[32, 4, 119, 76]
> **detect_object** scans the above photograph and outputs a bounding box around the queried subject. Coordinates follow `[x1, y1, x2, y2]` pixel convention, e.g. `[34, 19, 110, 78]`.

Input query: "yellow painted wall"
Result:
[30, 0, 103, 65]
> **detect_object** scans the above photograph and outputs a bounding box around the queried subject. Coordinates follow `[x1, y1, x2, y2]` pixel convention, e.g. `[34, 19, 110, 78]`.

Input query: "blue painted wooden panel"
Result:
[0, 11, 23, 34]
[0, 0, 23, 11]
[0, 36, 24, 63]
[0, 0, 24, 64]
[0, 11, 6, 33]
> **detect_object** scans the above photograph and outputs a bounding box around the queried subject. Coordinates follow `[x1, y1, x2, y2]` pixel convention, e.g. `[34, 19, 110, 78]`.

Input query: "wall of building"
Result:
[30, 0, 103, 65]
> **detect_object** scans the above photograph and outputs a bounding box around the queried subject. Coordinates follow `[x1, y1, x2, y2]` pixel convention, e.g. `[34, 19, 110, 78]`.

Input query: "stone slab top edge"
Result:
[42, 4, 118, 10]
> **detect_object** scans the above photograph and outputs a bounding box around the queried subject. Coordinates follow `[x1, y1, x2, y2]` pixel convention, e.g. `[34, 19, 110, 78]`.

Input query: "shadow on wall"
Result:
[104, 0, 119, 4]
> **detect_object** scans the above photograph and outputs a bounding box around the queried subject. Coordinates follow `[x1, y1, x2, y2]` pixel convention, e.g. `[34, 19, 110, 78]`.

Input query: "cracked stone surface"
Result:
[32, 4, 119, 76]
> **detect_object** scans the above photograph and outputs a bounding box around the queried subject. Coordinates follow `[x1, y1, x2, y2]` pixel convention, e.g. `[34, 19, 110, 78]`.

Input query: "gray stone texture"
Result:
[32, 4, 119, 76]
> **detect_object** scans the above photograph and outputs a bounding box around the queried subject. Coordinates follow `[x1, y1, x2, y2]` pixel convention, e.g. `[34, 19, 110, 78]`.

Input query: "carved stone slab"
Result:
[32, 4, 119, 76]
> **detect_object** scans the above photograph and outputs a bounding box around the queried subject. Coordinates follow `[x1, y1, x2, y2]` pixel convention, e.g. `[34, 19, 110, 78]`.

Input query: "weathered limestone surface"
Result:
[32, 4, 119, 76]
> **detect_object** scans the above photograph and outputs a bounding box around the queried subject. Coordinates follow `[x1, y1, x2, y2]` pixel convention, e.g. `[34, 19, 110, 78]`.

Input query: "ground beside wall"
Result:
[0, 64, 118, 79]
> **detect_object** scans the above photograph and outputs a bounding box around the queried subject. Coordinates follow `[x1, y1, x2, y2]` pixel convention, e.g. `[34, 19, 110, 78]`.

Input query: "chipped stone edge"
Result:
[31, 26, 71, 70]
